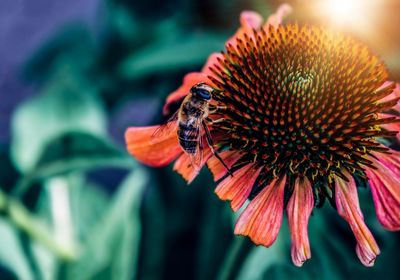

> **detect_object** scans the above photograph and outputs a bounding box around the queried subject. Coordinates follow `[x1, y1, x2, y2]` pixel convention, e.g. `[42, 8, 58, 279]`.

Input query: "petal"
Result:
[234, 175, 286, 247]
[125, 125, 182, 167]
[265, 3, 292, 29]
[225, 11, 263, 48]
[207, 150, 243, 181]
[365, 152, 400, 231]
[334, 174, 380, 266]
[239, 11, 263, 30]
[173, 144, 213, 184]
[215, 163, 262, 211]
[287, 177, 314, 267]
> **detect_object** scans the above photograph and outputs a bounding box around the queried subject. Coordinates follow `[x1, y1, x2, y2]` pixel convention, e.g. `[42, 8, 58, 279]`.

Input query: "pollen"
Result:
[208, 25, 398, 190]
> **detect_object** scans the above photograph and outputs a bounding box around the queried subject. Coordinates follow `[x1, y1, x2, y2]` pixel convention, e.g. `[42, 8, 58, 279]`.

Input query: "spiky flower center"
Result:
[209, 25, 397, 192]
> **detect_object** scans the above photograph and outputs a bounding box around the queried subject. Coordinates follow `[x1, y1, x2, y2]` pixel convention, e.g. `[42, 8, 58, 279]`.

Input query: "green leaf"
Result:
[11, 65, 107, 173]
[0, 219, 34, 280]
[64, 167, 148, 280]
[14, 132, 134, 195]
[119, 32, 225, 79]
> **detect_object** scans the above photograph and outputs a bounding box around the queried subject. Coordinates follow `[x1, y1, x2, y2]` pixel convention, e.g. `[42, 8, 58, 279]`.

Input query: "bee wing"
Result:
[151, 111, 179, 144]
[186, 119, 204, 172]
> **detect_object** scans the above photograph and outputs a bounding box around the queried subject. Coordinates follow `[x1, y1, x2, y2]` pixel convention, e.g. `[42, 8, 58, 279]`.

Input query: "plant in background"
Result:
[125, 4, 400, 267]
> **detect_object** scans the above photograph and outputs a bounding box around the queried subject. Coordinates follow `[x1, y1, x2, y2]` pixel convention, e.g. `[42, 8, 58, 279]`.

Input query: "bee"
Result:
[154, 83, 231, 174]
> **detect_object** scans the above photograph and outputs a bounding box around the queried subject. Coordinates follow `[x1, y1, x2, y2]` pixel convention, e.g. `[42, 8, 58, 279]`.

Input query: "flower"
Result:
[125, 4, 400, 267]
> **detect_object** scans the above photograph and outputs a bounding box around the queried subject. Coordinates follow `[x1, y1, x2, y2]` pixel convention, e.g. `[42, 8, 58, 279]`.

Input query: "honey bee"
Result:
[154, 83, 231, 174]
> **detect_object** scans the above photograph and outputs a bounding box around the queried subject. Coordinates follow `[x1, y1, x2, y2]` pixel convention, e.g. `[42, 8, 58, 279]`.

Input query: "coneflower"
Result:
[125, 5, 400, 267]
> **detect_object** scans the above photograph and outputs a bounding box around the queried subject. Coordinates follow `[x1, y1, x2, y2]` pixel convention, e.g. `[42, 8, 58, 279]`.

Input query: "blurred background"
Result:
[0, 0, 399, 279]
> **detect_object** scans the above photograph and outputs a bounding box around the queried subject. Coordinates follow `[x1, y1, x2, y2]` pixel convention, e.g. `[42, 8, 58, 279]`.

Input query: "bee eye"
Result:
[192, 87, 212, 100]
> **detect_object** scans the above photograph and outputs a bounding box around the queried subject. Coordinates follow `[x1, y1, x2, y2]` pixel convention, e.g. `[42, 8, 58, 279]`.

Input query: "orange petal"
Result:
[365, 152, 400, 231]
[215, 164, 262, 211]
[234, 175, 286, 247]
[207, 150, 243, 181]
[334, 174, 380, 266]
[173, 145, 212, 184]
[125, 125, 182, 167]
[287, 177, 313, 267]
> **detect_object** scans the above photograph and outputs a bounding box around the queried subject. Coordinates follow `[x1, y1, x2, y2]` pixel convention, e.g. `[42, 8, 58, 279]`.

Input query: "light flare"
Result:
[315, 0, 378, 32]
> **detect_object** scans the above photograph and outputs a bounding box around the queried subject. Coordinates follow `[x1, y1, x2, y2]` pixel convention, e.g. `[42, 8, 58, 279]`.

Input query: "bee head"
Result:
[190, 83, 213, 100]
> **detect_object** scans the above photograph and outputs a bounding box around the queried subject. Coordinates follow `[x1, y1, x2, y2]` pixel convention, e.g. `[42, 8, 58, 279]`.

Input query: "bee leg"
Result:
[202, 121, 233, 177]
[206, 118, 228, 124]
[209, 105, 227, 114]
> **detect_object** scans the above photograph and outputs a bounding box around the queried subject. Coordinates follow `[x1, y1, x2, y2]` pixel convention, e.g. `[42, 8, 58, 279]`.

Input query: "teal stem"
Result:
[217, 237, 248, 280]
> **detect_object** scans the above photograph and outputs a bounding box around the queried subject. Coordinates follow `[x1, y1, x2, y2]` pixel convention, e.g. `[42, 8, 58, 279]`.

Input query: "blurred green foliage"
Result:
[1, 0, 400, 279]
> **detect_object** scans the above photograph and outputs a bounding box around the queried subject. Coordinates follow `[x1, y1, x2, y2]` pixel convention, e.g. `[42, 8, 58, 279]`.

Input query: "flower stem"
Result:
[217, 237, 250, 280]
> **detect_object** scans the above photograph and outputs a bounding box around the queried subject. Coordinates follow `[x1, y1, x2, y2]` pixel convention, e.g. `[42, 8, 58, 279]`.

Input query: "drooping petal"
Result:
[215, 163, 262, 211]
[334, 175, 380, 266]
[365, 151, 400, 231]
[206, 150, 243, 181]
[287, 177, 314, 267]
[234, 175, 286, 247]
[173, 144, 213, 184]
[125, 125, 182, 167]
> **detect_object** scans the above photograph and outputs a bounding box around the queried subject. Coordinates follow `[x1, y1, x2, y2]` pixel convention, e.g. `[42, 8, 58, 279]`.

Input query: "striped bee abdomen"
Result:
[178, 121, 199, 154]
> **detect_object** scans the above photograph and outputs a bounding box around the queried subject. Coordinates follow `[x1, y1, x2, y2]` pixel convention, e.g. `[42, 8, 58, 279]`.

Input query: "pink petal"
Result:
[239, 11, 263, 30]
[215, 164, 263, 211]
[207, 150, 243, 181]
[125, 125, 182, 167]
[234, 175, 286, 247]
[334, 174, 380, 266]
[265, 4, 292, 29]
[173, 145, 213, 184]
[225, 11, 263, 48]
[365, 151, 400, 231]
[287, 177, 314, 267]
